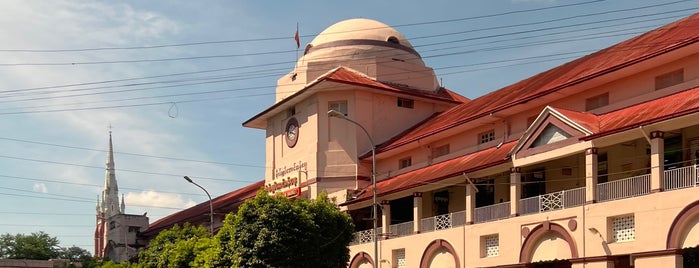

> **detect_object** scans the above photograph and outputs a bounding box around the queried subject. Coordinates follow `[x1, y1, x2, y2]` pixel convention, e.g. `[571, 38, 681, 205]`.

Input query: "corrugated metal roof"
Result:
[345, 141, 515, 204]
[324, 67, 467, 103]
[375, 13, 699, 154]
[592, 86, 699, 138]
[141, 180, 263, 237]
[243, 67, 467, 128]
[552, 107, 600, 133]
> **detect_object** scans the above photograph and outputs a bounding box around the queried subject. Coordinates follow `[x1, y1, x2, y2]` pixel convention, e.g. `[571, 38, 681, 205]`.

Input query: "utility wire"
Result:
[0, 137, 265, 168]
[0, 0, 606, 53]
[0, 7, 689, 97]
[0, 3, 691, 67]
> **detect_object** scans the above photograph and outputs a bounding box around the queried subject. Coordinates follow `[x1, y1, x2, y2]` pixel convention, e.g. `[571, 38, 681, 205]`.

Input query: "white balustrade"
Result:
[474, 202, 510, 223]
[388, 221, 414, 238]
[597, 174, 651, 202]
[419, 210, 466, 233]
[350, 228, 377, 245]
[519, 187, 585, 215]
[664, 165, 699, 191]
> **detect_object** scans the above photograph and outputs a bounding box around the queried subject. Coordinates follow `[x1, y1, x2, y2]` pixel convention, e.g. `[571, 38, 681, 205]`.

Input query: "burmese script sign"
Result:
[266, 161, 308, 195]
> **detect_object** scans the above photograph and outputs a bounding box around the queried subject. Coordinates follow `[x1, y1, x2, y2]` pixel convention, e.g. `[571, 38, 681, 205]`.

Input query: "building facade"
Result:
[148, 15, 699, 268]
[94, 133, 148, 262]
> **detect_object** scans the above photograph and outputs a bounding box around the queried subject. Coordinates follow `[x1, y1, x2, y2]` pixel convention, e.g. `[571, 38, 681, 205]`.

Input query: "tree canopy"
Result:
[129, 190, 355, 268]
[136, 223, 212, 268]
[227, 191, 355, 268]
[0, 231, 60, 260]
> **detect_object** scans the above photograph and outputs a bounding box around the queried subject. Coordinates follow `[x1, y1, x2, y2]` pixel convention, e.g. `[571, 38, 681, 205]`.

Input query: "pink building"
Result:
[146, 14, 699, 268]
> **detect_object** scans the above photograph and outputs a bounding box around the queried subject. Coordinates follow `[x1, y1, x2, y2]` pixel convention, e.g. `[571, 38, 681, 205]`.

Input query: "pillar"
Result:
[650, 131, 665, 193]
[381, 200, 391, 239]
[413, 192, 423, 234]
[510, 167, 521, 217]
[465, 184, 476, 224]
[585, 147, 598, 204]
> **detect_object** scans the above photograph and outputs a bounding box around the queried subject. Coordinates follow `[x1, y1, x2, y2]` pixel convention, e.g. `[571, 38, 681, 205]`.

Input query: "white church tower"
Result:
[94, 132, 149, 262]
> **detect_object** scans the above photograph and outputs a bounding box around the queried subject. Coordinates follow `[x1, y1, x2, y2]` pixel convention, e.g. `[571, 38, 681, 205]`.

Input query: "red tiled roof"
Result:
[374, 13, 699, 154]
[345, 141, 516, 204]
[141, 180, 263, 237]
[551, 107, 600, 133]
[350, 86, 699, 204]
[590, 86, 699, 139]
[325, 67, 466, 103]
[243, 67, 466, 128]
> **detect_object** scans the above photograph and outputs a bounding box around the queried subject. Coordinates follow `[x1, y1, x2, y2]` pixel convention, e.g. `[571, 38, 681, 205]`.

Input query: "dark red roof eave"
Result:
[373, 15, 699, 154]
[141, 180, 263, 237]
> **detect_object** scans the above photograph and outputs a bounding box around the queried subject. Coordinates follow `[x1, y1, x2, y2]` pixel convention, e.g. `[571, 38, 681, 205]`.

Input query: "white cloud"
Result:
[124, 190, 196, 210]
[33, 182, 48, 193]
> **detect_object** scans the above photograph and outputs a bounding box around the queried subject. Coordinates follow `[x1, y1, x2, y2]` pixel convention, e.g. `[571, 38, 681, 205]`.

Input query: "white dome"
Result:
[310, 18, 415, 49]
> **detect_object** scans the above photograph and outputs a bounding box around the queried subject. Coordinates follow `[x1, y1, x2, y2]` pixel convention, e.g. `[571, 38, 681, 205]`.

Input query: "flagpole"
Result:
[294, 23, 299, 73]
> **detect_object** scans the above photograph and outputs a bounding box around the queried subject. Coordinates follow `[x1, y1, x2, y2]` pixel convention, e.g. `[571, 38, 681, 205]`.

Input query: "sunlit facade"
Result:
[154, 15, 699, 268]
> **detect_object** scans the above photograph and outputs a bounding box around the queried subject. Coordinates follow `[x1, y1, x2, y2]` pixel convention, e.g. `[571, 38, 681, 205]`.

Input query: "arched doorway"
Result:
[420, 239, 460, 268]
[349, 252, 374, 268]
[520, 222, 577, 267]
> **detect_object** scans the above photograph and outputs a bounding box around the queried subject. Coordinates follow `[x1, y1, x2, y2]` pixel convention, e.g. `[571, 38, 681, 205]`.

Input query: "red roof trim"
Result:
[583, 86, 699, 140]
[344, 141, 515, 205]
[374, 14, 699, 154]
[142, 180, 263, 236]
[243, 67, 465, 128]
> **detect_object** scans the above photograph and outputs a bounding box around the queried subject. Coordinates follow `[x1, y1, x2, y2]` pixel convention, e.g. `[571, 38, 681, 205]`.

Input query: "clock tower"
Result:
[243, 19, 461, 202]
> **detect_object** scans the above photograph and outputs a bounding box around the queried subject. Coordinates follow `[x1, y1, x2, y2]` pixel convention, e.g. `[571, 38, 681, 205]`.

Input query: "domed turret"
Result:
[275, 18, 439, 102]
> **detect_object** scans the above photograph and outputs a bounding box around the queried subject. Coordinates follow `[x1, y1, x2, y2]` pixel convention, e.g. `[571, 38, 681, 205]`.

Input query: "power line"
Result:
[0, 174, 205, 197]
[0, 154, 257, 183]
[0, 2, 691, 67]
[0, 136, 266, 168]
[0, 0, 605, 53]
[0, 7, 688, 99]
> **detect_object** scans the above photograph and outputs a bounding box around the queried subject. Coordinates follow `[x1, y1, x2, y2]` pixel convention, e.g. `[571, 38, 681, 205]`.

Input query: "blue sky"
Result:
[0, 0, 696, 253]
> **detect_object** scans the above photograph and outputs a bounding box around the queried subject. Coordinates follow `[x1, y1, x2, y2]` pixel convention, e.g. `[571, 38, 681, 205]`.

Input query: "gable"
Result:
[514, 107, 596, 159]
[531, 124, 573, 148]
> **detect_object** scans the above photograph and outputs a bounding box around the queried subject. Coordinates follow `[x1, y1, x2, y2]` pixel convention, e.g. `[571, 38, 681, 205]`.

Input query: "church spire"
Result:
[120, 194, 125, 213]
[100, 131, 121, 217]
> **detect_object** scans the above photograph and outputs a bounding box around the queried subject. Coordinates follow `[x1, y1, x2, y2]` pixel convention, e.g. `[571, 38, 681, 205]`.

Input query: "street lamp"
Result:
[183, 176, 214, 235]
[327, 109, 378, 266]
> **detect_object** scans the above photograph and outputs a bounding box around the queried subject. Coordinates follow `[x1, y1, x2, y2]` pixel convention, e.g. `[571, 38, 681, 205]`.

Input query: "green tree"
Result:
[136, 223, 212, 268]
[0, 231, 60, 260]
[60, 246, 99, 268]
[226, 191, 354, 268]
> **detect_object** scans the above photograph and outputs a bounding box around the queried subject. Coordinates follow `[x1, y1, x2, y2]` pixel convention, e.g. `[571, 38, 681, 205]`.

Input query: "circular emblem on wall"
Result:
[285, 117, 299, 148]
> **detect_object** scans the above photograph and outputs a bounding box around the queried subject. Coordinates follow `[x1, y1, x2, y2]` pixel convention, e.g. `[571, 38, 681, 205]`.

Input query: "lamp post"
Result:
[183, 176, 214, 235]
[327, 109, 378, 266]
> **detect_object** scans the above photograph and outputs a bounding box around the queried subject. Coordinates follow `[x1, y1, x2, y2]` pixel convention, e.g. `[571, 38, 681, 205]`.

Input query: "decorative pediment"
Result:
[531, 124, 572, 148]
[512, 106, 599, 158]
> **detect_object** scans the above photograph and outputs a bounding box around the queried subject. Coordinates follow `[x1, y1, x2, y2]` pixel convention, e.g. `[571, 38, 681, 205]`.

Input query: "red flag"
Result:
[294, 25, 300, 49]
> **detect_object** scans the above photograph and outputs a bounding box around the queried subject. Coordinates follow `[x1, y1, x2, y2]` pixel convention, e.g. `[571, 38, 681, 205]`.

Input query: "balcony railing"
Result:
[474, 202, 510, 223]
[388, 221, 414, 238]
[597, 173, 651, 202]
[350, 227, 379, 245]
[420, 210, 466, 233]
[519, 187, 585, 215]
[664, 165, 699, 191]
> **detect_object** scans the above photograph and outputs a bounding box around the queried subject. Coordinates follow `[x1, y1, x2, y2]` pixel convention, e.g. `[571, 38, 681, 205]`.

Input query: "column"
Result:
[510, 167, 521, 217]
[465, 184, 476, 224]
[413, 192, 423, 234]
[381, 200, 391, 239]
[650, 131, 665, 193]
[585, 147, 598, 204]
